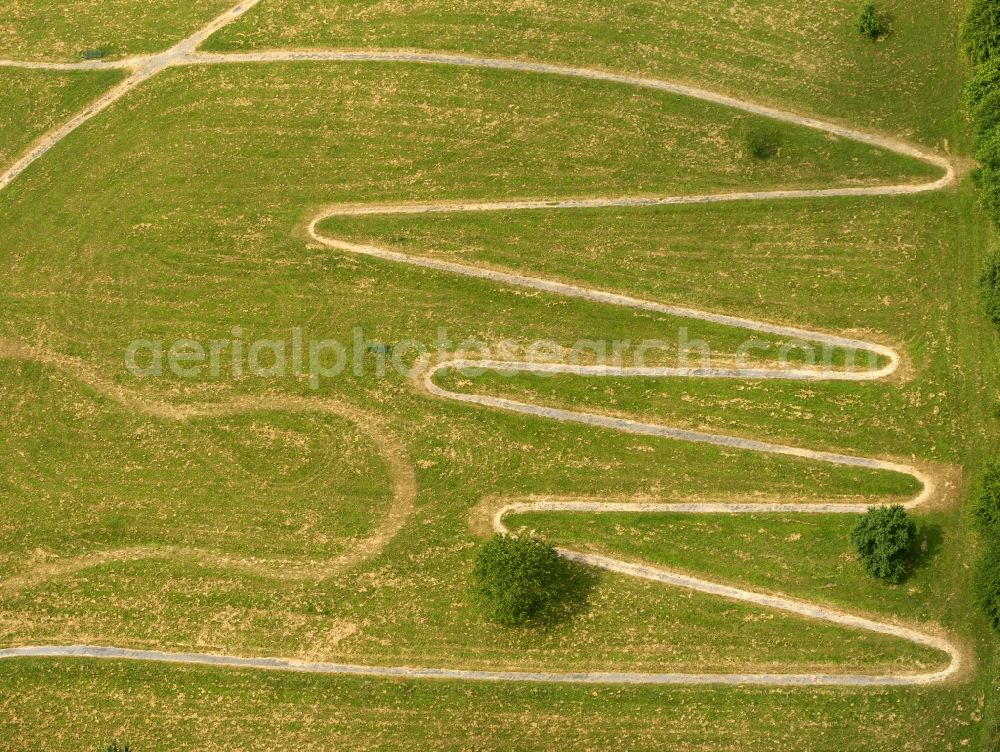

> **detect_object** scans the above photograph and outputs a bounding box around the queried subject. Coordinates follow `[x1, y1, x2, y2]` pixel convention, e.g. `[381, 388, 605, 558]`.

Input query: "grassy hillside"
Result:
[0, 64, 937, 669]
[0, 0, 996, 749]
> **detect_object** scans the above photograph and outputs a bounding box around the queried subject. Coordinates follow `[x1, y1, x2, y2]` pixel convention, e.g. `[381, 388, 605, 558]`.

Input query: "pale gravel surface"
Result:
[0, 3, 964, 685]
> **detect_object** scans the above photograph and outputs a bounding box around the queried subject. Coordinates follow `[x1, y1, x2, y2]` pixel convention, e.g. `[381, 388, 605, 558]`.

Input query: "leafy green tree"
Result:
[976, 461, 1000, 536]
[978, 250, 1000, 326]
[974, 89, 1000, 136]
[471, 534, 590, 626]
[850, 505, 916, 584]
[963, 0, 1000, 64]
[975, 542, 1000, 631]
[978, 127, 1000, 171]
[967, 59, 1000, 112]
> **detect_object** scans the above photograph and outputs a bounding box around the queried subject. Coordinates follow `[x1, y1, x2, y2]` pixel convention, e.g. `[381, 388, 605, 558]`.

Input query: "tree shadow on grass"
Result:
[541, 560, 601, 629]
[506, 556, 601, 631]
[904, 522, 944, 580]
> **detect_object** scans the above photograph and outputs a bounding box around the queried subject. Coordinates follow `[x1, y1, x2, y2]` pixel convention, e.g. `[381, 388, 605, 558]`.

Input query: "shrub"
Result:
[103, 743, 132, 752]
[963, 0, 1000, 65]
[975, 541, 1000, 631]
[981, 250, 1000, 328]
[743, 126, 780, 160]
[850, 505, 916, 583]
[978, 164, 1000, 228]
[977, 462, 1000, 538]
[857, 2, 889, 40]
[966, 59, 1000, 112]
[974, 88, 1000, 136]
[973, 130, 1000, 229]
[471, 533, 589, 626]
[979, 128, 1000, 170]
[975, 458, 1000, 545]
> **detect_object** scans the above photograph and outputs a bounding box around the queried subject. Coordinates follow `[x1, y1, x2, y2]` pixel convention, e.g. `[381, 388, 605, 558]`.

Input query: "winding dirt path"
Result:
[0, 2, 965, 685]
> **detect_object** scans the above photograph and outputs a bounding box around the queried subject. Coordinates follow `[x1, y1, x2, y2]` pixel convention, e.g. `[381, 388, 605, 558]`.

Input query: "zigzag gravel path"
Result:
[0, 4, 965, 686]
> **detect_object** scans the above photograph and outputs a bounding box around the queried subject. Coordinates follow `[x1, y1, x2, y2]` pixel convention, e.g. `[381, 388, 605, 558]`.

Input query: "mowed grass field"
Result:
[0, 61, 946, 669]
[0, 0, 235, 61]
[0, 67, 122, 164]
[205, 0, 966, 145]
[0, 0, 998, 750]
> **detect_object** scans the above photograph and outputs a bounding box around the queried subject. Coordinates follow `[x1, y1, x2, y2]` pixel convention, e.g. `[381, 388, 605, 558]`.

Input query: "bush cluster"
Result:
[978, 460, 1000, 536]
[980, 249, 1000, 327]
[850, 505, 916, 583]
[470, 533, 590, 627]
[977, 543, 1000, 631]
[964, 6, 1000, 332]
[743, 126, 780, 161]
[966, 58, 1000, 112]
[857, 2, 889, 41]
[966, 1, 1000, 640]
[975, 462, 1000, 634]
[963, 0, 1000, 65]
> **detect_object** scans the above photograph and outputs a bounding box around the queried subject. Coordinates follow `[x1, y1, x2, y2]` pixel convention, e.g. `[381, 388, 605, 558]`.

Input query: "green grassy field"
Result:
[0, 0, 235, 61]
[0, 67, 122, 164]
[508, 508, 960, 624]
[0, 0, 997, 749]
[205, 0, 967, 146]
[0, 658, 989, 752]
[407, 192, 989, 462]
[0, 659, 990, 751]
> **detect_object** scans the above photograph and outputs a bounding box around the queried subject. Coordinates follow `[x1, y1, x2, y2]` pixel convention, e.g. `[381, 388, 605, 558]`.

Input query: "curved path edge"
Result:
[0, 643, 955, 686]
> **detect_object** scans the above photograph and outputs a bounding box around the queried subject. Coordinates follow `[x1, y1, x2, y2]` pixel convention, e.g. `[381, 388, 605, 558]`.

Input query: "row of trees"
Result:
[962, 0, 1000, 641]
[975, 464, 1000, 632]
[963, 9, 1000, 744]
[966, 0, 1000, 332]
